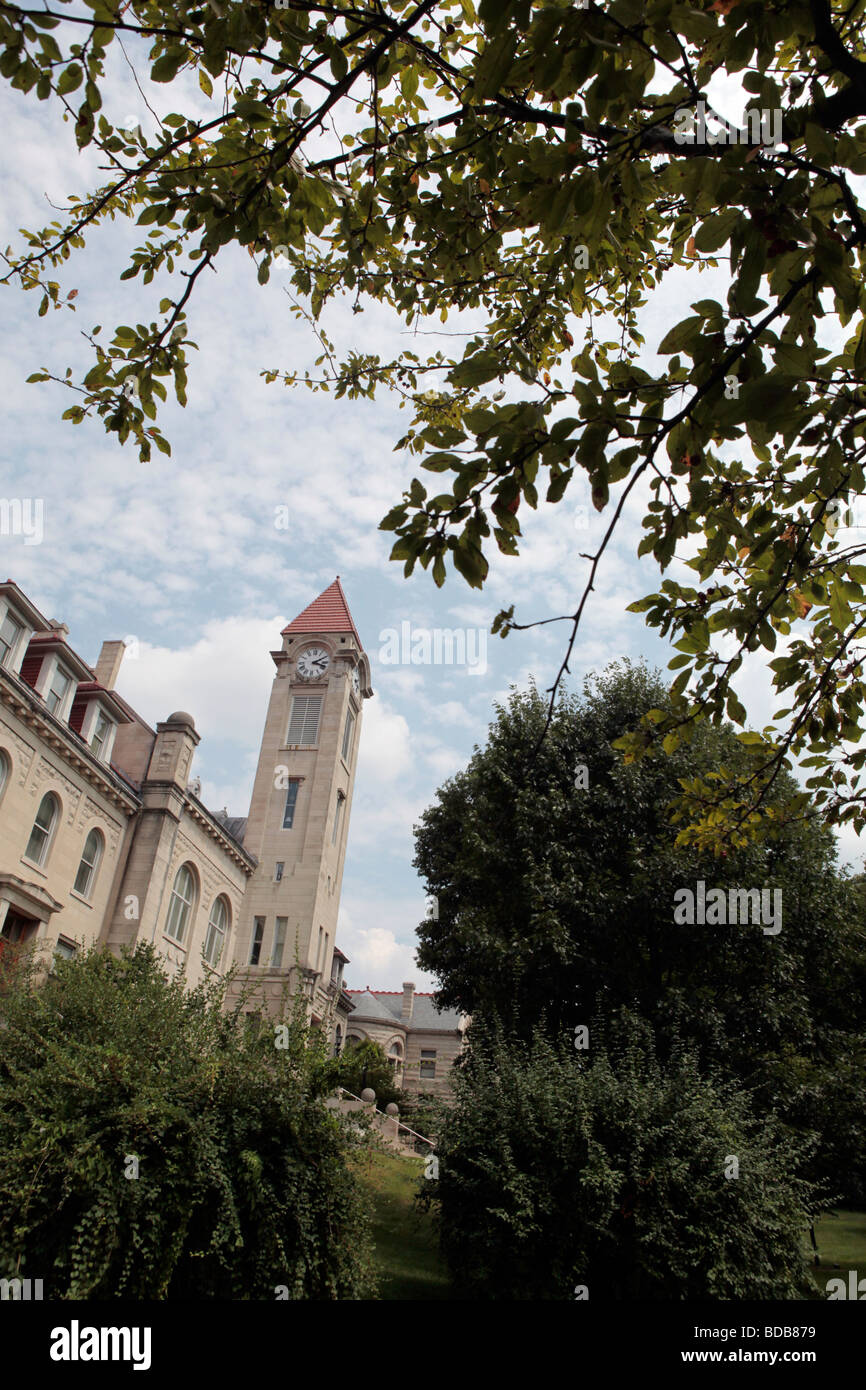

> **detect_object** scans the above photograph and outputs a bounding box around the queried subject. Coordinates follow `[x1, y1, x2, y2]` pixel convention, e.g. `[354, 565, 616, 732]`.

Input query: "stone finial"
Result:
[146, 711, 200, 789]
[360, 1087, 376, 1104]
[385, 1102, 399, 1116]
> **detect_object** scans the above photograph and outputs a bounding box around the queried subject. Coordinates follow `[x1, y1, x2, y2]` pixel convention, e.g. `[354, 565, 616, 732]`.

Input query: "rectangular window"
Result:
[45, 666, 71, 716]
[341, 709, 355, 763]
[282, 781, 300, 829]
[0, 611, 23, 668]
[287, 695, 322, 746]
[274, 861, 284, 882]
[90, 710, 111, 760]
[54, 938, 77, 962]
[272, 917, 287, 968]
[249, 917, 265, 966]
[332, 791, 345, 846]
[420, 1049, 436, 1080]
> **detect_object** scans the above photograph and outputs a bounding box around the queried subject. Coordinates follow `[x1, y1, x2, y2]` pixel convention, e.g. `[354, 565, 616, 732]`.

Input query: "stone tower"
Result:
[231, 579, 371, 1025]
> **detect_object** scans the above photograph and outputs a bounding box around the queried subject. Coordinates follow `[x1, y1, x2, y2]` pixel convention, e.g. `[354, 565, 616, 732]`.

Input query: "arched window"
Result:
[0, 749, 9, 803]
[388, 1039, 404, 1084]
[25, 792, 59, 867]
[73, 828, 104, 899]
[333, 1024, 343, 1058]
[203, 895, 229, 967]
[165, 864, 196, 945]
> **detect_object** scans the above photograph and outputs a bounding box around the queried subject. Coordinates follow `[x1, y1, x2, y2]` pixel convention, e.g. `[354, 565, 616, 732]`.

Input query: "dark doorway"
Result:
[1, 910, 39, 945]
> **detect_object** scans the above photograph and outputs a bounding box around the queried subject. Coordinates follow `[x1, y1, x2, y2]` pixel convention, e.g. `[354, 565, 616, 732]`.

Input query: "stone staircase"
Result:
[327, 1087, 434, 1159]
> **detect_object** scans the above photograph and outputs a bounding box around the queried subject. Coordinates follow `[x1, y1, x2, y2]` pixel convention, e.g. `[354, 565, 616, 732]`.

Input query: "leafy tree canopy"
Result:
[414, 663, 865, 1077]
[4, 0, 866, 836]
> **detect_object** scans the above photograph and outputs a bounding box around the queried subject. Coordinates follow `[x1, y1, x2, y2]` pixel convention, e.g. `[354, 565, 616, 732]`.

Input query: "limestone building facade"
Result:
[0, 576, 369, 1047]
[345, 983, 466, 1098]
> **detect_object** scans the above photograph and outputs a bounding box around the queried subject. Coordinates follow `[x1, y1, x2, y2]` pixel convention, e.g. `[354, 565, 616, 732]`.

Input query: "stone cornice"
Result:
[183, 794, 257, 875]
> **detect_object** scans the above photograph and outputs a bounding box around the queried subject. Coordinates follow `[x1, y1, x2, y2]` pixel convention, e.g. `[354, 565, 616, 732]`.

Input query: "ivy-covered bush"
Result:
[428, 1013, 819, 1301]
[0, 943, 374, 1299]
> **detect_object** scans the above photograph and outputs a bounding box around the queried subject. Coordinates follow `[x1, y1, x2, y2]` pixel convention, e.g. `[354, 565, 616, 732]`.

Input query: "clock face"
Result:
[297, 646, 330, 681]
[351, 667, 361, 698]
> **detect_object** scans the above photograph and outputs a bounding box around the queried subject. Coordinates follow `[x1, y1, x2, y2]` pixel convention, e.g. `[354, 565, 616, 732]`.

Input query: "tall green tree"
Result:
[2, 0, 866, 839]
[414, 663, 865, 1078]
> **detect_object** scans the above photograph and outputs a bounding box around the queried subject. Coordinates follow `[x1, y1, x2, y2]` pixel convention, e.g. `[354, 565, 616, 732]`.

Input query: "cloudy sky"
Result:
[1, 48, 862, 990]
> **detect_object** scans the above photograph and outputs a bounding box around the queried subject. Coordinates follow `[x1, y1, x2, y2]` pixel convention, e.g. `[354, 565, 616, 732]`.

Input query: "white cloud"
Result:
[337, 906, 437, 991]
[356, 697, 413, 782]
[114, 616, 280, 743]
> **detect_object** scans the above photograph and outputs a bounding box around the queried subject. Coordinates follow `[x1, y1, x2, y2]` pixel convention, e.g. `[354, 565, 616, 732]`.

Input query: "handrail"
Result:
[336, 1087, 435, 1148]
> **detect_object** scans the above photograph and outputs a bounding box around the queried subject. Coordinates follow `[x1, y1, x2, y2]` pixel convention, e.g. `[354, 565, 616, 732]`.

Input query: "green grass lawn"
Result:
[355, 1150, 451, 1300]
[809, 1209, 866, 1298]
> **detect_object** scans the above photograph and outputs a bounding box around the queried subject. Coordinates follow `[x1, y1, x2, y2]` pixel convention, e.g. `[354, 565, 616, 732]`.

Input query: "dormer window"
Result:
[69, 685, 127, 762]
[90, 710, 112, 761]
[0, 610, 23, 669]
[45, 665, 72, 717]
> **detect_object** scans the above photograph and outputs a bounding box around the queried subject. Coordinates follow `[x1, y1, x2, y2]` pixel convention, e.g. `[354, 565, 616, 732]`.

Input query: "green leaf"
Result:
[657, 315, 704, 356]
[400, 65, 418, 100]
[474, 31, 518, 98]
[693, 209, 740, 254]
[56, 63, 83, 96]
[450, 353, 500, 388]
[152, 51, 186, 84]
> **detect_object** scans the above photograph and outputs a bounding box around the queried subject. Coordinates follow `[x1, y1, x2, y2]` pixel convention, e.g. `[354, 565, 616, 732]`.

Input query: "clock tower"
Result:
[231, 578, 371, 1028]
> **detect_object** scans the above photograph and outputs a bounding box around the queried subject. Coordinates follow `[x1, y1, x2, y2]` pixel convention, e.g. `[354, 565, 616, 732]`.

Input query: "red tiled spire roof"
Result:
[281, 577, 362, 646]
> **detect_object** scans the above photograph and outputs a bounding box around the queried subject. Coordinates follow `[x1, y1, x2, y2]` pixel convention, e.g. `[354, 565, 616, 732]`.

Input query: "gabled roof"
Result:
[0, 579, 51, 632]
[408, 994, 464, 1030]
[347, 989, 402, 1024]
[281, 578, 362, 647]
[347, 990, 463, 1032]
[26, 633, 94, 682]
[71, 680, 132, 725]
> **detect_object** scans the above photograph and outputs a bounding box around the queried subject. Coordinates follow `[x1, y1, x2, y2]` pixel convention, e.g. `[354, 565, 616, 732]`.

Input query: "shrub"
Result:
[0, 943, 374, 1299]
[428, 1013, 819, 1300]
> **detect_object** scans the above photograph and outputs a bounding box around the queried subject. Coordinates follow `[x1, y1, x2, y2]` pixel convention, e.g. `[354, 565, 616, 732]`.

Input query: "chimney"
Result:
[401, 982, 415, 1022]
[95, 640, 126, 690]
